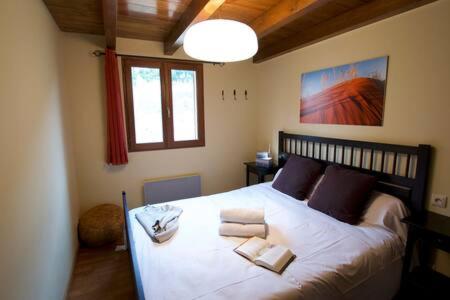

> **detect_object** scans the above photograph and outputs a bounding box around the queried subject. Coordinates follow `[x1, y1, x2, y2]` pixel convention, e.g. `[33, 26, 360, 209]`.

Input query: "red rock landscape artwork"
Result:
[300, 56, 388, 126]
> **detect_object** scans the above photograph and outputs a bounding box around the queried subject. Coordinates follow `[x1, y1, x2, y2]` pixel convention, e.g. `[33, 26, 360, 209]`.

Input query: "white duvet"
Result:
[129, 183, 404, 300]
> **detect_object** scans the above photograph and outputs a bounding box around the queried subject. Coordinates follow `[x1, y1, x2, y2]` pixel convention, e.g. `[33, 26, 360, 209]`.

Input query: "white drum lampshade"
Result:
[183, 19, 258, 63]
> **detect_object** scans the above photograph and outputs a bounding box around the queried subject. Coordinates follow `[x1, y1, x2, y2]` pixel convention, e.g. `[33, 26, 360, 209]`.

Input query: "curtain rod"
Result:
[91, 50, 225, 66]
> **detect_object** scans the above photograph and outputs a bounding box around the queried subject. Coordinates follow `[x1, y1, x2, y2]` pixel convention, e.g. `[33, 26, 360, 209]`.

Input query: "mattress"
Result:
[129, 183, 405, 300]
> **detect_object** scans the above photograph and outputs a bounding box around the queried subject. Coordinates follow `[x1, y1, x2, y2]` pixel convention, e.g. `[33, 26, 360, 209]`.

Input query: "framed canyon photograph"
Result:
[300, 56, 388, 126]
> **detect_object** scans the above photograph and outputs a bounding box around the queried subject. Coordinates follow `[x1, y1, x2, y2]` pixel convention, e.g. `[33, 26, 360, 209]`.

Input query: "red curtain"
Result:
[105, 48, 128, 165]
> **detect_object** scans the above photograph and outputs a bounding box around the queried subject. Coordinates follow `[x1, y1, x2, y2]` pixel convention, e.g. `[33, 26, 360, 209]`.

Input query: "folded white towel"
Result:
[220, 208, 265, 224]
[219, 223, 266, 238]
[136, 204, 183, 243]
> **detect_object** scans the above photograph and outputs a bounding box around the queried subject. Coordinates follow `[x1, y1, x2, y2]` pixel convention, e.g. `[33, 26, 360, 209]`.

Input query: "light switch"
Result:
[431, 194, 448, 208]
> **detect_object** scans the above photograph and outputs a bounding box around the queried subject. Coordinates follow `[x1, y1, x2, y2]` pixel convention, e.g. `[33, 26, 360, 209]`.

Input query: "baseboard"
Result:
[63, 239, 80, 299]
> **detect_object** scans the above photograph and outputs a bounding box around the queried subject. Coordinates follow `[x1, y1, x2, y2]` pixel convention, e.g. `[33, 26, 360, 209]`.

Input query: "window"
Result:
[122, 58, 205, 151]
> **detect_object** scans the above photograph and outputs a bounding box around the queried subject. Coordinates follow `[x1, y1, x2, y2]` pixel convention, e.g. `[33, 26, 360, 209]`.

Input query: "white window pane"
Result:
[131, 67, 163, 144]
[171, 69, 198, 141]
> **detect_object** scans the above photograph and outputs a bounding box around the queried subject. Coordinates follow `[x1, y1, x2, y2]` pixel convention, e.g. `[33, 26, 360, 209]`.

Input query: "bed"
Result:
[123, 132, 431, 300]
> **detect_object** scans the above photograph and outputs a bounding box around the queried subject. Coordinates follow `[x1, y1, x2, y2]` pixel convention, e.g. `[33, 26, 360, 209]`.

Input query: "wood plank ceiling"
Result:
[43, 0, 437, 63]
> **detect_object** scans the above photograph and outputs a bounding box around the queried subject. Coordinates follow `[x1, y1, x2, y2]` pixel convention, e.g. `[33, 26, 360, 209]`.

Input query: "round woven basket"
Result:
[78, 204, 124, 247]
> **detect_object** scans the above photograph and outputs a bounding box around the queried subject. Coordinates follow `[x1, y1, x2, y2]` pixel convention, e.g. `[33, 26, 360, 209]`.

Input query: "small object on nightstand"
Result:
[244, 162, 278, 186]
[256, 145, 273, 167]
[256, 151, 270, 159]
[256, 157, 273, 168]
[400, 211, 450, 299]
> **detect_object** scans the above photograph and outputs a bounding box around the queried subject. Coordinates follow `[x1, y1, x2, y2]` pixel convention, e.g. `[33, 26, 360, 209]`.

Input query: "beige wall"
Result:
[255, 0, 450, 275]
[0, 1, 447, 298]
[61, 35, 259, 213]
[63, 0, 449, 276]
[0, 1, 79, 299]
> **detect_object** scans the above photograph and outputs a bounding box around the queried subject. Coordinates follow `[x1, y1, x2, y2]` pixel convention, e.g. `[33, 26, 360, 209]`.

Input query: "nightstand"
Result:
[244, 162, 278, 186]
[400, 211, 450, 298]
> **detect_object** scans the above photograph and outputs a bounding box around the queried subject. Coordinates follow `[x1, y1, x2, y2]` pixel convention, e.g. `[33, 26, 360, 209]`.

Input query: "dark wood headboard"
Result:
[278, 131, 431, 214]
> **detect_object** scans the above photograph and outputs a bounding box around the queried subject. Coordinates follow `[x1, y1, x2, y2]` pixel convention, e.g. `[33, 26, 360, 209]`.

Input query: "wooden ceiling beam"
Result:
[254, 0, 436, 63]
[251, 0, 332, 38]
[102, 0, 117, 49]
[164, 0, 225, 55]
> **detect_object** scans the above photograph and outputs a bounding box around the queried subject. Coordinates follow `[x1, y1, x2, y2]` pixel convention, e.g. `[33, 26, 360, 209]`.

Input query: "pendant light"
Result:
[183, 19, 258, 63]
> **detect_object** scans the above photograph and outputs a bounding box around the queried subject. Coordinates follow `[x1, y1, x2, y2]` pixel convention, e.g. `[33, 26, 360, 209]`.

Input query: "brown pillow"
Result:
[308, 165, 376, 225]
[272, 155, 322, 200]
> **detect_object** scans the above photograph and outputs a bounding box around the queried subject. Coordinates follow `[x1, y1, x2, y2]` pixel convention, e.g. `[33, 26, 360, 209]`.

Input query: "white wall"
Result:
[60, 0, 449, 277]
[3, 2, 446, 298]
[61, 35, 259, 213]
[0, 1, 79, 299]
[254, 0, 450, 275]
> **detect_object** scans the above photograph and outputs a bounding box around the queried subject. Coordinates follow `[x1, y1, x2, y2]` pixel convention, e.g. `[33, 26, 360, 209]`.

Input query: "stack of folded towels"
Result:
[219, 208, 266, 238]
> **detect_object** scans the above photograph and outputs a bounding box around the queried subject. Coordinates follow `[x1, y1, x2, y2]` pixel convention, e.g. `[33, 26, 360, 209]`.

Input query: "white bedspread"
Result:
[129, 183, 404, 300]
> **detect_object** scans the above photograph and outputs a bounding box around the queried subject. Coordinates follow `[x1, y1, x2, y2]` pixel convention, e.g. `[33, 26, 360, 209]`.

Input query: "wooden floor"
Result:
[67, 245, 136, 300]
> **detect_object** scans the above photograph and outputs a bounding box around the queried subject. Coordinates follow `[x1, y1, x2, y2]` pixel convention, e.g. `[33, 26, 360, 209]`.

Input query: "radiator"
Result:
[143, 174, 201, 205]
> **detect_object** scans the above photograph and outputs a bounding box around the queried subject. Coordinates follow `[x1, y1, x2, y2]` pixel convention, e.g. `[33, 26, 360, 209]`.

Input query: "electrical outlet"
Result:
[431, 194, 448, 208]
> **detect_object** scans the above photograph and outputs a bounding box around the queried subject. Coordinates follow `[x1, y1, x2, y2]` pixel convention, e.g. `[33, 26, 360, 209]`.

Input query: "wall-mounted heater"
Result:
[143, 174, 201, 205]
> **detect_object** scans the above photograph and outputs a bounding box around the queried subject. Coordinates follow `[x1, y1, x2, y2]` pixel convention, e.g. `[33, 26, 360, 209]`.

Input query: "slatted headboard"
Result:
[278, 131, 431, 214]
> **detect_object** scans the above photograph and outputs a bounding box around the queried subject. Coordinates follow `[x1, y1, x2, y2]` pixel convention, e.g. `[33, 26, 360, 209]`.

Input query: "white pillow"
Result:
[273, 168, 283, 181]
[306, 174, 324, 200]
[274, 169, 409, 242]
[362, 191, 410, 244]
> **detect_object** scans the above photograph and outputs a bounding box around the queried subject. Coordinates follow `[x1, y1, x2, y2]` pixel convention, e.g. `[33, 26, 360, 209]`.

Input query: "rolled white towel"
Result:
[220, 208, 265, 224]
[219, 223, 266, 238]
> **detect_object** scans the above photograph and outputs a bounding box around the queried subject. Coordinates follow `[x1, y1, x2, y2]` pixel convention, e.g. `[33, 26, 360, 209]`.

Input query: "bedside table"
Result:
[400, 211, 450, 298]
[244, 162, 278, 186]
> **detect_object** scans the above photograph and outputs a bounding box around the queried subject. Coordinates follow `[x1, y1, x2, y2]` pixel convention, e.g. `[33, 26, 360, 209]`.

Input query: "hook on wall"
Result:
[221, 90, 225, 101]
[245, 90, 248, 100]
[233, 89, 237, 101]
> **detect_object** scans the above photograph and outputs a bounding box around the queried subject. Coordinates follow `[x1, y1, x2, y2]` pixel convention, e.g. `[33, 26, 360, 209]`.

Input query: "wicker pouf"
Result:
[78, 204, 124, 247]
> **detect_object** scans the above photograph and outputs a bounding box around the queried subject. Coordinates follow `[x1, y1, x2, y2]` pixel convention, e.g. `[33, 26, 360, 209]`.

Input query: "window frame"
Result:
[122, 57, 205, 152]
